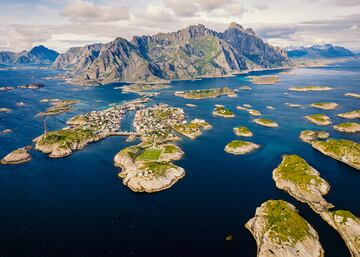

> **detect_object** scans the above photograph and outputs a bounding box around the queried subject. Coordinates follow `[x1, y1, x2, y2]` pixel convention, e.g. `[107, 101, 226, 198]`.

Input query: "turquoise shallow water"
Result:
[0, 61, 359, 257]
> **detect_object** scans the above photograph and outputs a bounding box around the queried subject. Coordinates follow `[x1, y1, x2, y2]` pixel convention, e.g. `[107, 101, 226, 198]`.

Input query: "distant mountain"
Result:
[53, 23, 290, 84]
[0, 45, 59, 65]
[287, 44, 355, 59]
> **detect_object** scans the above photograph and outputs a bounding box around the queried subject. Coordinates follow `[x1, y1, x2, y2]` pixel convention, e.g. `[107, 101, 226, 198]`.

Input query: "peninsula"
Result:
[245, 200, 324, 257]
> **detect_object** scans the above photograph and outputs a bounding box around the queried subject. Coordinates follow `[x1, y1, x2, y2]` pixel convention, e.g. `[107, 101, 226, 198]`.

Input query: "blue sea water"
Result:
[0, 61, 359, 257]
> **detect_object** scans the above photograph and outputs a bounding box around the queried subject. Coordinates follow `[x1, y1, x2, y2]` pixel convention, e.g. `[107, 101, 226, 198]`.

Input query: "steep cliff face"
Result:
[53, 22, 290, 83]
[0, 45, 59, 64]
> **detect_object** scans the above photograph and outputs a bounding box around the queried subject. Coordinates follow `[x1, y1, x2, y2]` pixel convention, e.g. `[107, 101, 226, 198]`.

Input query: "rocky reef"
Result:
[245, 200, 324, 257]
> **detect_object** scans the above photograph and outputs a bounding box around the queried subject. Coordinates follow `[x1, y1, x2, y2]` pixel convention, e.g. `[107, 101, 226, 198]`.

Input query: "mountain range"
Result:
[0, 45, 59, 65]
[53, 22, 290, 84]
[286, 44, 355, 59]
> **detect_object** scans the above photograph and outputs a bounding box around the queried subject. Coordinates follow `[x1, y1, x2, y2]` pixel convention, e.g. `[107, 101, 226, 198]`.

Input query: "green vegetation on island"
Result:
[224, 140, 259, 155]
[333, 122, 360, 133]
[114, 142, 185, 193]
[213, 105, 234, 118]
[337, 110, 360, 119]
[1, 146, 32, 165]
[299, 130, 330, 143]
[305, 114, 331, 126]
[247, 75, 280, 85]
[172, 119, 211, 139]
[273, 155, 332, 212]
[245, 200, 324, 257]
[175, 87, 237, 99]
[310, 102, 338, 110]
[121, 83, 170, 94]
[289, 86, 332, 92]
[233, 126, 253, 137]
[248, 109, 261, 116]
[311, 139, 360, 170]
[37, 99, 80, 116]
[253, 118, 279, 128]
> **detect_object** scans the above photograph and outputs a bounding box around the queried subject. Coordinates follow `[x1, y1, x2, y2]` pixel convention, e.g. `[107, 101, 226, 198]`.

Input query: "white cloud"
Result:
[61, 0, 129, 23]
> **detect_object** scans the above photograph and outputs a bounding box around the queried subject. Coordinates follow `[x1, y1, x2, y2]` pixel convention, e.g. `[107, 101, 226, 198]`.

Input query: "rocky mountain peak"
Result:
[227, 22, 244, 31]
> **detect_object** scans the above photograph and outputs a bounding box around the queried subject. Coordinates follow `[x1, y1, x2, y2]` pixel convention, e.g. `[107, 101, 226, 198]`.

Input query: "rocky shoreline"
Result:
[245, 200, 324, 257]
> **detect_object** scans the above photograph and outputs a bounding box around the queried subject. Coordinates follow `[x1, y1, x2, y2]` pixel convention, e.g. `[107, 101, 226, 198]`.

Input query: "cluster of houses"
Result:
[133, 103, 186, 138]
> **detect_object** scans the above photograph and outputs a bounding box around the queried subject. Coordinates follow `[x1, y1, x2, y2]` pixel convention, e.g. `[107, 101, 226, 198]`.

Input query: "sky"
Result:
[0, 0, 359, 53]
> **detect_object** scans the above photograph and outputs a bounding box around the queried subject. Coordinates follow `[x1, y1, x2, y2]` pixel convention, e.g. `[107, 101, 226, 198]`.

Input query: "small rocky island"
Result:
[175, 87, 237, 99]
[247, 109, 261, 116]
[121, 83, 170, 94]
[245, 200, 324, 257]
[310, 139, 360, 170]
[212, 105, 234, 118]
[0, 108, 12, 113]
[37, 99, 80, 116]
[247, 75, 280, 85]
[311, 102, 338, 110]
[285, 103, 302, 108]
[224, 140, 259, 155]
[172, 119, 211, 139]
[305, 114, 331, 126]
[239, 86, 252, 90]
[114, 143, 185, 193]
[299, 130, 329, 143]
[17, 83, 44, 89]
[289, 86, 332, 92]
[233, 126, 253, 137]
[1, 146, 31, 164]
[337, 110, 360, 119]
[345, 93, 360, 99]
[253, 118, 278, 128]
[333, 122, 360, 133]
[273, 155, 333, 212]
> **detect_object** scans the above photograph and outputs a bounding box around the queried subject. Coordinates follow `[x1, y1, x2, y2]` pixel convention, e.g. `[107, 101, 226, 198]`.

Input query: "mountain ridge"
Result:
[287, 44, 355, 59]
[53, 22, 291, 84]
[0, 45, 59, 65]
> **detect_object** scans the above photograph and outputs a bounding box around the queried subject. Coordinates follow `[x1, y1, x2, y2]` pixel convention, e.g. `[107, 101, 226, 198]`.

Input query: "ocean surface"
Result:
[0, 60, 359, 257]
